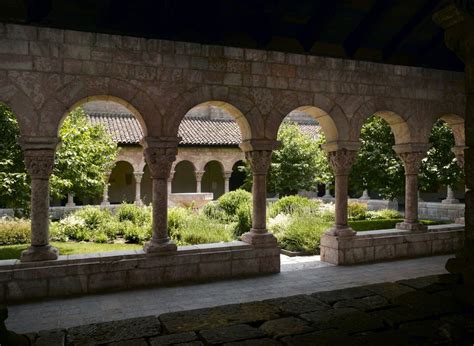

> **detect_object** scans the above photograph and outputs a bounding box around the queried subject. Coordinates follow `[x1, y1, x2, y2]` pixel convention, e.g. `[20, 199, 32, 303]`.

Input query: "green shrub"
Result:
[93, 232, 109, 244]
[347, 202, 367, 221]
[74, 206, 112, 230]
[57, 215, 92, 241]
[275, 216, 329, 253]
[216, 189, 252, 218]
[116, 203, 151, 225]
[168, 207, 192, 235]
[375, 209, 403, 219]
[49, 222, 69, 242]
[202, 201, 228, 221]
[0, 219, 30, 245]
[123, 221, 151, 243]
[269, 195, 321, 217]
[234, 203, 252, 236]
[172, 215, 234, 246]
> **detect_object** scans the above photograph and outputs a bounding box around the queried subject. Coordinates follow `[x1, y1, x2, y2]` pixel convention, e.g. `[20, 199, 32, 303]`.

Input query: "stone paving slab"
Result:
[10, 272, 474, 346]
[6, 255, 453, 334]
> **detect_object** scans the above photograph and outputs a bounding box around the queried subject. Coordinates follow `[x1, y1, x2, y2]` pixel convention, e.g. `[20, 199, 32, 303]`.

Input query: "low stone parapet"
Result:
[320, 224, 464, 265]
[418, 202, 464, 221]
[168, 193, 214, 208]
[0, 241, 280, 303]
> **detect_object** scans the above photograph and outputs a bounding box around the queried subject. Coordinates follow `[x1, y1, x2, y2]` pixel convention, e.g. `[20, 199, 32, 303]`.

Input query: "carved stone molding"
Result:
[144, 147, 177, 179]
[23, 150, 55, 179]
[327, 149, 358, 176]
[245, 150, 273, 175]
[397, 151, 426, 175]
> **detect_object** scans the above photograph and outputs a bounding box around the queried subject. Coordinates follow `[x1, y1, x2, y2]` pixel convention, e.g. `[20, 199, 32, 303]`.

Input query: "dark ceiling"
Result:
[0, 0, 464, 71]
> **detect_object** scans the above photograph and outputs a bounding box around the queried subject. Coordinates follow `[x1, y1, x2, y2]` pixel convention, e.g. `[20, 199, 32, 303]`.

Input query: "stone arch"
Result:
[41, 77, 160, 137]
[109, 160, 135, 204]
[172, 159, 197, 173]
[172, 160, 197, 193]
[163, 85, 257, 140]
[265, 93, 349, 142]
[436, 114, 465, 147]
[352, 98, 413, 144]
[0, 81, 38, 136]
[57, 95, 148, 139]
[202, 160, 225, 199]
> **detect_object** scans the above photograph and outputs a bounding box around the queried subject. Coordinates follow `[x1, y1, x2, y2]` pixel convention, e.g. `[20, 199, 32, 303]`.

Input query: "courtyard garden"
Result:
[0, 190, 443, 260]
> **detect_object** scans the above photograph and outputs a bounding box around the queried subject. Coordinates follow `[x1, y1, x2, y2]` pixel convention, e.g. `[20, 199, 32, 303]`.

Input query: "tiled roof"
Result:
[86, 112, 320, 146]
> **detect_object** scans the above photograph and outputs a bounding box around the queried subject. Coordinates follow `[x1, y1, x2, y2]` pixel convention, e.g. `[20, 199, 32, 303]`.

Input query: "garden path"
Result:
[6, 254, 450, 334]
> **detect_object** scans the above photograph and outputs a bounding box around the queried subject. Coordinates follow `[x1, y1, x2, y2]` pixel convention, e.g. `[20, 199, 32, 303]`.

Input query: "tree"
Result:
[51, 107, 118, 201]
[349, 116, 405, 200]
[267, 122, 329, 196]
[0, 103, 30, 210]
[419, 120, 463, 191]
[0, 105, 118, 209]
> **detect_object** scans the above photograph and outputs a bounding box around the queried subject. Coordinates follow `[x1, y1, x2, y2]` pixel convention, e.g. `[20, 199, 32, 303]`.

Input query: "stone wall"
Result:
[0, 241, 280, 303]
[0, 23, 464, 144]
[418, 202, 465, 221]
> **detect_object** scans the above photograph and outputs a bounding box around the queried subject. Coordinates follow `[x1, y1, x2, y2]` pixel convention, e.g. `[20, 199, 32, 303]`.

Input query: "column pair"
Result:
[141, 137, 179, 254]
[393, 144, 429, 232]
[239, 140, 279, 246]
[322, 143, 360, 237]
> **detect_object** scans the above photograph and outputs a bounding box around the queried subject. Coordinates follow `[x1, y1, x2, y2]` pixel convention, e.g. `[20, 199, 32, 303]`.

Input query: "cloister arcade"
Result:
[0, 17, 471, 300]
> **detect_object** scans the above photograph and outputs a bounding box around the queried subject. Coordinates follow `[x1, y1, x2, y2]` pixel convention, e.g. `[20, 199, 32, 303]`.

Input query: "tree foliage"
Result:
[0, 103, 30, 210]
[0, 105, 118, 209]
[419, 120, 463, 191]
[267, 122, 331, 196]
[51, 107, 118, 201]
[349, 116, 405, 200]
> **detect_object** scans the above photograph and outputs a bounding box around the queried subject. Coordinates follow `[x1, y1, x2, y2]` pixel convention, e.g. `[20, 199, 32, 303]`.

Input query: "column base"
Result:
[65, 203, 76, 208]
[144, 240, 177, 254]
[455, 217, 465, 224]
[241, 230, 278, 247]
[442, 198, 460, 204]
[20, 244, 59, 262]
[100, 201, 110, 207]
[446, 251, 474, 287]
[325, 225, 356, 237]
[396, 221, 427, 232]
[134, 200, 143, 206]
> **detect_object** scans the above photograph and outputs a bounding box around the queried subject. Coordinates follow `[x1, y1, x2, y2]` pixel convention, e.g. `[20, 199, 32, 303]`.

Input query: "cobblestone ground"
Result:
[9, 273, 474, 345]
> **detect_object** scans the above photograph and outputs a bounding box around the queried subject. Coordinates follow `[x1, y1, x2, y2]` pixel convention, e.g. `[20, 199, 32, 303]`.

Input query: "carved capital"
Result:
[327, 149, 357, 176]
[223, 171, 232, 179]
[397, 151, 426, 175]
[133, 172, 144, 183]
[195, 170, 205, 181]
[144, 147, 177, 179]
[23, 149, 55, 179]
[245, 150, 273, 175]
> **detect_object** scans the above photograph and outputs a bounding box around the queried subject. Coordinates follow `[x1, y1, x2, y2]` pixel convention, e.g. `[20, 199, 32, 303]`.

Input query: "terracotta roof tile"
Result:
[86, 112, 319, 146]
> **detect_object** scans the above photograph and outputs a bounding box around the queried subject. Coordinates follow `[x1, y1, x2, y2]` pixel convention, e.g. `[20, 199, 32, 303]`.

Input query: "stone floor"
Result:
[8, 271, 474, 345]
[6, 254, 450, 335]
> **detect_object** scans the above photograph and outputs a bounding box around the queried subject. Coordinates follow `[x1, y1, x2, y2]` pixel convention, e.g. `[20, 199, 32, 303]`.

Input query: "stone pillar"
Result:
[359, 189, 370, 200]
[141, 137, 178, 254]
[19, 137, 59, 262]
[195, 170, 205, 193]
[442, 185, 460, 204]
[239, 140, 279, 246]
[452, 146, 466, 223]
[223, 171, 232, 193]
[66, 193, 75, 207]
[101, 171, 111, 206]
[434, 1, 474, 288]
[394, 147, 428, 231]
[323, 182, 333, 198]
[133, 172, 143, 206]
[324, 147, 358, 237]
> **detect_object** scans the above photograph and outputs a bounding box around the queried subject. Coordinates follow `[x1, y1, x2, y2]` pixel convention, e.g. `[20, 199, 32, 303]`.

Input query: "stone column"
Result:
[133, 172, 143, 206]
[141, 137, 178, 254]
[393, 146, 428, 232]
[223, 171, 232, 193]
[452, 146, 466, 223]
[324, 148, 358, 237]
[323, 182, 333, 198]
[195, 170, 205, 193]
[66, 193, 75, 207]
[19, 137, 59, 262]
[442, 186, 460, 204]
[239, 140, 279, 246]
[101, 171, 111, 206]
[359, 189, 370, 200]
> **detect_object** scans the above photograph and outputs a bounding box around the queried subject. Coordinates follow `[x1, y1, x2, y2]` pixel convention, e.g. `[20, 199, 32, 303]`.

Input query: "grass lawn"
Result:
[0, 242, 142, 260]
